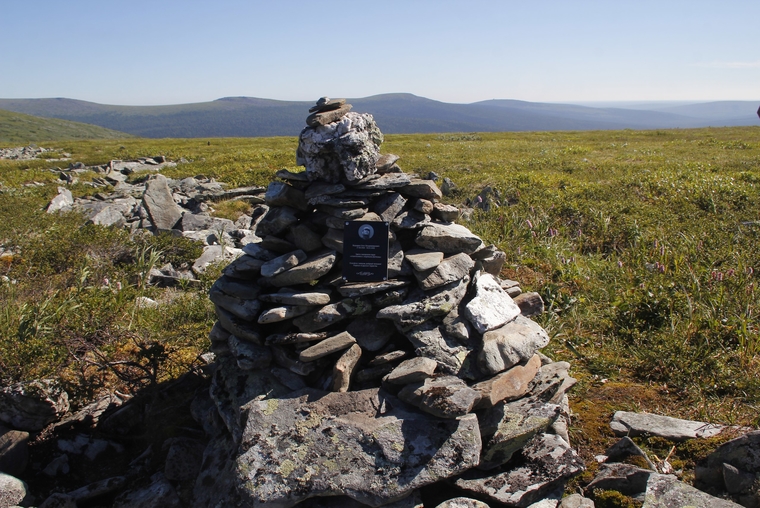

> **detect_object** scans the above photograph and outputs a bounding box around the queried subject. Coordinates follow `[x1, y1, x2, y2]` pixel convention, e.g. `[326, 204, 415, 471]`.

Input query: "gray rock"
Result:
[179, 212, 235, 233]
[293, 302, 350, 333]
[264, 181, 308, 211]
[306, 103, 353, 127]
[375, 153, 401, 173]
[241, 241, 279, 261]
[643, 473, 743, 508]
[265, 250, 337, 287]
[558, 494, 595, 508]
[602, 436, 657, 471]
[0, 379, 69, 432]
[514, 292, 545, 317]
[413, 198, 434, 214]
[346, 317, 397, 352]
[193, 245, 244, 275]
[374, 192, 407, 222]
[257, 305, 313, 323]
[384, 357, 438, 385]
[299, 331, 357, 362]
[337, 280, 410, 297]
[586, 462, 652, 496]
[400, 180, 443, 201]
[42, 454, 69, 476]
[290, 223, 325, 252]
[464, 272, 521, 334]
[478, 396, 561, 470]
[478, 315, 551, 376]
[215, 306, 262, 344]
[695, 430, 760, 490]
[722, 463, 756, 495]
[47, 186, 74, 213]
[392, 210, 431, 230]
[256, 206, 300, 237]
[404, 321, 474, 377]
[610, 411, 727, 441]
[415, 223, 484, 254]
[405, 249, 444, 272]
[113, 472, 181, 508]
[232, 388, 481, 507]
[298, 112, 383, 183]
[38, 492, 77, 508]
[209, 356, 290, 439]
[456, 433, 584, 507]
[435, 498, 490, 508]
[353, 173, 412, 190]
[415, 253, 475, 290]
[209, 284, 261, 321]
[67, 476, 127, 502]
[432, 202, 460, 222]
[57, 434, 124, 461]
[0, 472, 29, 507]
[89, 204, 127, 227]
[0, 426, 28, 476]
[164, 438, 205, 482]
[142, 174, 183, 229]
[258, 290, 329, 308]
[304, 182, 346, 201]
[376, 277, 470, 331]
[398, 375, 481, 418]
[228, 335, 272, 370]
[472, 354, 542, 409]
[321, 227, 344, 253]
[333, 344, 362, 392]
[528, 361, 577, 404]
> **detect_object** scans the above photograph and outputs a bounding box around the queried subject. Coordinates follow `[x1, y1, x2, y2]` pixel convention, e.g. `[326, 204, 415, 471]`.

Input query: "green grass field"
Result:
[1, 127, 759, 471]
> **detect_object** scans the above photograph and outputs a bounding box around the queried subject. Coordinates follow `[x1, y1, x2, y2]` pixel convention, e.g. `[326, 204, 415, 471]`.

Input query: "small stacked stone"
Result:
[305, 97, 352, 127]
[202, 99, 581, 507]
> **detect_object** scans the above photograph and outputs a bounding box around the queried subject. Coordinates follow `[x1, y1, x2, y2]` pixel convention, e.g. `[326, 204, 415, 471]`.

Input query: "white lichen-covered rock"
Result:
[297, 112, 383, 183]
[464, 272, 521, 334]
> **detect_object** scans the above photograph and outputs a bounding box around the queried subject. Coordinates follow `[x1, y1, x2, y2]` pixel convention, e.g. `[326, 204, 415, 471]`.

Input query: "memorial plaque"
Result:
[342, 221, 390, 282]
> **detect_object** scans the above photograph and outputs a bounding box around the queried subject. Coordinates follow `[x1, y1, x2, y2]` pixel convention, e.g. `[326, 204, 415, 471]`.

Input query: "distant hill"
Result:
[0, 94, 757, 139]
[0, 108, 131, 143]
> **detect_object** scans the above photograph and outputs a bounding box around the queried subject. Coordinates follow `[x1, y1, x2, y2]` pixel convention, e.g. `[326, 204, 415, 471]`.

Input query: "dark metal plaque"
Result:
[342, 221, 390, 282]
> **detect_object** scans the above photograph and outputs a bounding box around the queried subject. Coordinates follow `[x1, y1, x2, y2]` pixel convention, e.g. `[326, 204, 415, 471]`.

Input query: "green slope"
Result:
[0, 108, 132, 143]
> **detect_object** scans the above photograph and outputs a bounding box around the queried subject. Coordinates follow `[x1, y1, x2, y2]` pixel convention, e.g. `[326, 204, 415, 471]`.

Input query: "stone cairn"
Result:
[198, 98, 582, 508]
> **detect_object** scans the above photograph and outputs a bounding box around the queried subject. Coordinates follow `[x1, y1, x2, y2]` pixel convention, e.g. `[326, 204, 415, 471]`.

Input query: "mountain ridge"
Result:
[0, 94, 757, 138]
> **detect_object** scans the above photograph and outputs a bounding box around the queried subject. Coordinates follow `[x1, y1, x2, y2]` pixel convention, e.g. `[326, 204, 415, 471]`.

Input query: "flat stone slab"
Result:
[415, 223, 484, 254]
[258, 290, 331, 306]
[610, 411, 727, 441]
[643, 473, 743, 508]
[415, 253, 475, 290]
[456, 433, 584, 507]
[405, 249, 444, 272]
[234, 388, 482, 507]
[337, 280, 410, 297]
[299, 332, 357, 362]
[265, 250, 337, 287]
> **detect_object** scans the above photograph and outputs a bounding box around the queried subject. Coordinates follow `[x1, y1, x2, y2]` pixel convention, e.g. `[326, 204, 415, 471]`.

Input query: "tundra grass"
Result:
[1, 128, 759, 449]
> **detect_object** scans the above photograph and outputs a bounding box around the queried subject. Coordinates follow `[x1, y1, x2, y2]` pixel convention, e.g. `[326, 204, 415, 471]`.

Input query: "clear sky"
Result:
[1, 0, 758, 106]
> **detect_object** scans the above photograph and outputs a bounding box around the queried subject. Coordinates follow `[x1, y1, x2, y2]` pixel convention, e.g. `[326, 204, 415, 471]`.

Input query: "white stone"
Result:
[464, 272, 521, 334]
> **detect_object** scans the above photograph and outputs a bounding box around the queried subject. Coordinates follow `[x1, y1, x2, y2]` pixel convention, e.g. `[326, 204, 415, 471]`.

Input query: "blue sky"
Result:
[1, 0, 758, 105]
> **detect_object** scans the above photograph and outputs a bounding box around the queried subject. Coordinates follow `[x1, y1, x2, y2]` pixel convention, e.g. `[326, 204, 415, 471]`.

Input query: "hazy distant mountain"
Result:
[0, 108, 131, 143]
[0, 94, 757, 138]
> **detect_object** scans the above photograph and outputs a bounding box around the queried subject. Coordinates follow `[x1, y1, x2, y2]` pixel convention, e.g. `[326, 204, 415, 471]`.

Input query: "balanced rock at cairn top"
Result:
[198, 98, 582, 507]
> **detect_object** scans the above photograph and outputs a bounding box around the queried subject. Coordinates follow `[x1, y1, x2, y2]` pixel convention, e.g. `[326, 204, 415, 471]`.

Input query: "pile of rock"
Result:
[46, 162, 270, 281]
[197, 99, 581, 507]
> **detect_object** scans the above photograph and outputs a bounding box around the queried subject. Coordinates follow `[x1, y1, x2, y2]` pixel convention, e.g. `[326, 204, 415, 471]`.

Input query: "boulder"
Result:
[0, 425, 28, 476]
[0, 379, 69, 432]
[232, 388, 481, 507]
[142, 174, 183, 230]
[643, 473, 743, 508]
[0, 472, 29, 507]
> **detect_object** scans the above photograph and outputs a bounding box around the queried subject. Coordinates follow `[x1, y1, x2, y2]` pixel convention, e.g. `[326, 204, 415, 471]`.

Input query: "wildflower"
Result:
[617, 260, 624, 268]
[526, 219, 533, 229]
